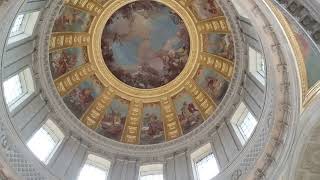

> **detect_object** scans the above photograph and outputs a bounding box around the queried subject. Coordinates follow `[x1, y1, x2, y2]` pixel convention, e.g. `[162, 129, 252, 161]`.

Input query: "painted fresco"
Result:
[63, 78, 102, 118]
[191, 0, 223, 20]
[52, 7, 93, 32]
[49, 48, 86, 79]
[293, 25, 320, 88]
[195, 67, 229, 103]
[96, 98, 129, 141]
[204, 33, 234, 60]
[140, 103, 164, 144]
[174, 91, 204, 134]
[101, 0, 190, 89]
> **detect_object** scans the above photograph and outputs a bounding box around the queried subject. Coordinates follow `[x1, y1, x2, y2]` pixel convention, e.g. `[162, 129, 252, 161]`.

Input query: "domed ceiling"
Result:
[49, 0, 235, 145]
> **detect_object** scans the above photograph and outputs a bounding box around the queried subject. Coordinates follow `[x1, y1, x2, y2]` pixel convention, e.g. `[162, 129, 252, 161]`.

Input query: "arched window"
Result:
[78, 154, 111, 180]
[3, 67, 35, 111]
[139, 164, 163, 180]
[191, 143, 220, 180]
[230, 102, 257, 145]
[27, 119, 64, 164]
[8, 11, 40, 44]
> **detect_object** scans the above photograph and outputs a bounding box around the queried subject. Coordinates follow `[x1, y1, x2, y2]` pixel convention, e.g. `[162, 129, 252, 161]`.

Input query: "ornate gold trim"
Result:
[88, 0, 200, 102]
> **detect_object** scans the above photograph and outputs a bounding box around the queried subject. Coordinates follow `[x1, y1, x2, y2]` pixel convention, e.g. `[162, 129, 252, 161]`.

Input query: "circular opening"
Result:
[101, 1, 190, 89]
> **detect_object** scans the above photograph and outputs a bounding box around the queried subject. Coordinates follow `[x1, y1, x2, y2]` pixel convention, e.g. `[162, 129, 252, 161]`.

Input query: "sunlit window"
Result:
[3, 68, 35, 111]
[10, 14, 27, 37]
[238, 112, 257, 141]
[231, 102, 258, 145]
[78, 154, 110, 180]
[191, 143, 220, 180]
[139, 164, 163, 180]
[8, 11, 40, 44]
[3, 74, 25, 105]
[196, 153, 220, 180]
[140, 174, 163, 180]
[249, 47, 266, 85]
[27, 120, 64, 164]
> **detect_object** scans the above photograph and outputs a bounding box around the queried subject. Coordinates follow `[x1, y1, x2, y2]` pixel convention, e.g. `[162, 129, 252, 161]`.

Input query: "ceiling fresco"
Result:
[49, 0, 235, 145]
[101, 1, 190, 89]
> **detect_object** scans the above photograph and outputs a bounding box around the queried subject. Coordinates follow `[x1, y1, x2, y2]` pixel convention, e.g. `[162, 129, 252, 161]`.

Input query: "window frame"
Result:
[3, 67, 35, 111]
[248, 46, 266, 86]
[26, 119, 64, 164]
[190, 143, 220, 180]
[9, 14, 30, 37]
[77, 154, 111, 180]
[139, 164, 164, 180]
[230, 102, 258, 145]
[8, 11, 40, 44]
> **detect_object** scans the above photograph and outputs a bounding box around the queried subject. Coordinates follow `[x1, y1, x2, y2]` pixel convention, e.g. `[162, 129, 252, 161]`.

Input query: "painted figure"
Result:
[140, 104, 164, 144]
[174, 92, 204, 134]
[52, 7, 92, 32]
[101, 0, 190, 89]
[205, 34, 234, 60]
[196, 68, 229, 103]
[191, 0, 223, 20]
[50, 48, 86, 79]
[63, 79, 101, 118]
[96, 99, 128, 141]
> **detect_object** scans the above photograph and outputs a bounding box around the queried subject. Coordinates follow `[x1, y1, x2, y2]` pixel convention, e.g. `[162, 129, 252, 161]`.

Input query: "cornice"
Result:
[35, 0, 246, 157]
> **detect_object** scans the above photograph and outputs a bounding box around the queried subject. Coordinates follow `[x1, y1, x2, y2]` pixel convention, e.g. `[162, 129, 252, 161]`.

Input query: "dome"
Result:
[48, 0, 239, 145]
[0, 0, 320, 180]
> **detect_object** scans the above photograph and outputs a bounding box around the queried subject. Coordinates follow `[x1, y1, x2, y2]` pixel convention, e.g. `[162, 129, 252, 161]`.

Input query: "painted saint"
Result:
[49, 48, 86, 79]
[63, 78, 102, 118]
[191, 0, 223, 20]
[204, 33, 234, 60]
[195, 67, 229, 103]
[140, 104, 164, 144]
[52, 7, 92, 32]
[174, 91, 204, 134]
[96, 98, 128, 141]
[101, 0, 190, 89]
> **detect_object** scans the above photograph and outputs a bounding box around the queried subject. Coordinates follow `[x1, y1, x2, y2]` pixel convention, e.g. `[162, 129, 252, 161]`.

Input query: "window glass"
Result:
[78, 164, 107, 180]
[3, 74, 25, 105]
[191, 143, 220, 180]
[140, 174, 163, 180]
[139, 164, 163, 180]
[27, 120, 64, 164]
[238, 111, 257, 141]
[3, 68, 35, 111]
[231, 103, 258, 145]
[8, 11, 40, 44]
[249, 47, 266, 85]
[78, 155, 110, 180]
[10, 14, 26, 36]
[195, 153, 220, 180]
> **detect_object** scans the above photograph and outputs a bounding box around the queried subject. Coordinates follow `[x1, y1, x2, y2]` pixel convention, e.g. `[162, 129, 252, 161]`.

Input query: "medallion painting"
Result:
[195, 67, 229, 103]
[204, 33, 234, 60]
[191, 0, 223, 20]
[140, 103, 164, 144]
[49, 48, 86, 79]
[96, 98, 129, 141]
[174, 91, 204, 134]
[63, 78, 102, 118]
[52, 7, 93, 32]
[101, 0, 190, 89]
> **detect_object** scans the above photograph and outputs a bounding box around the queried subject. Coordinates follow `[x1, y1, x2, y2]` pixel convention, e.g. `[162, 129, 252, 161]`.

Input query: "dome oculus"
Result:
[101, 1, 190, 89]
